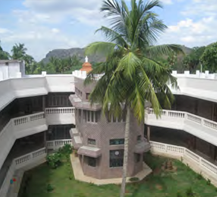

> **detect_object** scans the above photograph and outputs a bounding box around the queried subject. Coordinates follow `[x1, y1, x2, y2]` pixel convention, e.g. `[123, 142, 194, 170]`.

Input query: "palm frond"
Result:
[146, 44, 184, 58]
[85, 42, 116, 57]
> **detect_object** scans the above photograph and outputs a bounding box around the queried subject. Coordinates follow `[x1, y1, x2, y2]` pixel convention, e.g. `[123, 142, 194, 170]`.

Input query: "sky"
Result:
[0, 0, 217, 61]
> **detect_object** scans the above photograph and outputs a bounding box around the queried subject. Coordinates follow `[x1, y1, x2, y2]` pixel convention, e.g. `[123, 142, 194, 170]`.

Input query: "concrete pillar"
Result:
[193, 136, 197, 150]
[44, 131, 47, 153]
[147, 126, 151, 142]
[82, 154, 84, 165]
[212, 145, 217, 161]
[42, 96, 46, 111]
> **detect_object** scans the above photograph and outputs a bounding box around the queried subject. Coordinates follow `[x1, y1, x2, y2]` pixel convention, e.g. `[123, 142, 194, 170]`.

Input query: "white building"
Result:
[0, 60, 25, 81]
[0, 59, 217, 196]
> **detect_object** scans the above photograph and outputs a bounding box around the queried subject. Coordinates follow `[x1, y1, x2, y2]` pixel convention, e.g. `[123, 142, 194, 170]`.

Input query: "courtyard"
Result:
[18, 152, 217, 197]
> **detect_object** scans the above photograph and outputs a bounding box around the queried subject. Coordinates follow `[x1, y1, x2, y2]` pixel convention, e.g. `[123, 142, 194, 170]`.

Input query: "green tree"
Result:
[183, 46, 205, 72]
[85, 0, 183, 196]
[11, 43, 27, 60]
[200, 42, 217, 73]
[0, 41, 10, 60]
[11, 43, 36, 74]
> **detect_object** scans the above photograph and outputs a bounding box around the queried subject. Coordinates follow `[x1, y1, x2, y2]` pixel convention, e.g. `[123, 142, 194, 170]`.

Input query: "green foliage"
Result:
[0, 41, 10, 60]
[33, 56, 82, 74]
[46, 183, 54, 192]
[196, 173, 203, 180]
[200, 42, 217, 73]
[0, 41, 83, 74]
[129, 177, 139, 182]
[186, 187, 194, 197]
[46, 152, 62, 169]
[18, 154, 217, 197]
[183, 46, 205, 72]
[85, 0, 183, 123]
[207, 179, 211, 185]
[177, 191, 182, 197]
[58, 144, 73, 156]
[74, 192, 86, 197]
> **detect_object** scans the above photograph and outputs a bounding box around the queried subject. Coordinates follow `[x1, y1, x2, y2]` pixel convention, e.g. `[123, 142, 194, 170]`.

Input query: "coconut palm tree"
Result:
[11, 43, 27, 60]
[85, 0, 183, 196]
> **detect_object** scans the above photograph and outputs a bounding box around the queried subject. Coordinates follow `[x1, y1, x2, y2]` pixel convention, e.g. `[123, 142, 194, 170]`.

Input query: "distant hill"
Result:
[40, 46, 192, 70]
[41, 48, 105, 64]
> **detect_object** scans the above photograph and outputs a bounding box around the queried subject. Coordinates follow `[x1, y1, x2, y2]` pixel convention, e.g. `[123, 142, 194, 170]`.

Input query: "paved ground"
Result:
[70, 154, 152, 185]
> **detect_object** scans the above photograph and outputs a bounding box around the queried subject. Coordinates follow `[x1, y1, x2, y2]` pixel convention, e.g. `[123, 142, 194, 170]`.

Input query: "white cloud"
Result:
[159, 0, 217, 47]
[182, 0, 217, 17]
[159, 16, 217, 47]
[22, 0, 104, 26]
[0, 0, 105, 61]
[162, 0, 173, 4]
[51, 28, 60, 34]
[0, 28, 12, 34]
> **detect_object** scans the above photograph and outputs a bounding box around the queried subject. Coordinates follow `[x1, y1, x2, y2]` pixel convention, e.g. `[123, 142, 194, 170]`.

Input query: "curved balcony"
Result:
[45, 107, 75, 125]
[0, 75, 75, 111]
[0, 148, 46, 197]
[0, 113, 47, 168]
[150, 141, 217, 187]
[145, 109, 217, 147]
[0, 107, 75, 169]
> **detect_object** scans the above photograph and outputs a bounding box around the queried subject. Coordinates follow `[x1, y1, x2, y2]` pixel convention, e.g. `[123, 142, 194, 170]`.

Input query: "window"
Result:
[137, 135, 142, 142]
[78, 109, 81, 122]
[83, 110, 100, 123]
[135, 153, 141, 163]
[75, 87, 82, 98]
[86, 93, 90, 100]
[110, 139, 124, 145]
[110, 150, 124, 167]
[47, 93, 71, 107]
[87, 157, 96, 167]
[88, 138, 96, 145]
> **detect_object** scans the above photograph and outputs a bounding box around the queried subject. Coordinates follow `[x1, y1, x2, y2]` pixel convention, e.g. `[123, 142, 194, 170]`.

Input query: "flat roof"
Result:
[0, 60, 22, 64]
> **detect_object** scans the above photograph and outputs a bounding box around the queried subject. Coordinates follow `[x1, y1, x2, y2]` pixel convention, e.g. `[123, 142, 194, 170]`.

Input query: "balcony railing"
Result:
[46, 139, 73, 150]
[150, 141, 217, 187]
[0, 112, 47, 169]
[0, 148, 46, 197]
[146, 109, 217, 146]
[45, 107, 75, 114]
[45, 107, 75, 125]
[0, 108, 75, 169]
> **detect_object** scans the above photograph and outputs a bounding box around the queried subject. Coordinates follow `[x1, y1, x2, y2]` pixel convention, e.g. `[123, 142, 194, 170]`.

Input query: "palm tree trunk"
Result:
[120, 105, 130, 197]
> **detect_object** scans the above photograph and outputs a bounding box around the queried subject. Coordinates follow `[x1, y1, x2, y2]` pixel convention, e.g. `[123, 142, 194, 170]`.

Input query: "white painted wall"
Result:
[145, 109, 217, 147]
[0, 61, 23, 81]
[0, 108, 75, 170]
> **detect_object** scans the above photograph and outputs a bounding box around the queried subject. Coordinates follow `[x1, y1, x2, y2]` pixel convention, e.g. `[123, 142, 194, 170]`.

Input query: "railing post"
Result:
[165, 144, 168, 152]
[199, 157, 202, 167]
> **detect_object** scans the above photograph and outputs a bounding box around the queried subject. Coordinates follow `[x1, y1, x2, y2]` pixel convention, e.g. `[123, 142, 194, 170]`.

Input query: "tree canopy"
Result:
[200, 42, 217, 73]
[0, 41, 10, 60]
[183, 46, 205, 72]
[84, 1, 183, 196]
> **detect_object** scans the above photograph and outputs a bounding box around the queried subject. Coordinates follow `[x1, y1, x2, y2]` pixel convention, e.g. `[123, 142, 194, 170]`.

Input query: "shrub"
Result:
[196, 173, 203, 180]
[46, 152, 62, 169]
[129, 177, 139, 182]
[207, 179, 211, 185]
[186, 187, 194, 197]
[46, 184, 54, 192]
[177, 192, 182, 197]
[58, 144, 73, 156]
[69, 175, 73, 180]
